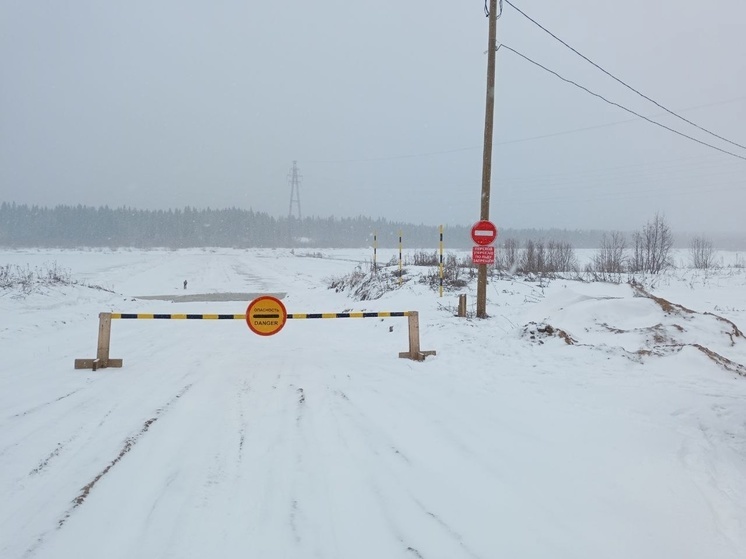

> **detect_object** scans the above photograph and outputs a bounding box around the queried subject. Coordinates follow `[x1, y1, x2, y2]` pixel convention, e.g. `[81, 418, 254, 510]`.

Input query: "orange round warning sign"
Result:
[246, 296, 287, 336]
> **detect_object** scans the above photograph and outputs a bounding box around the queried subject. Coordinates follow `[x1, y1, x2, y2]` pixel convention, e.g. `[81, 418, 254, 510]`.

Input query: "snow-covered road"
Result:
[2, 248, 745, 558]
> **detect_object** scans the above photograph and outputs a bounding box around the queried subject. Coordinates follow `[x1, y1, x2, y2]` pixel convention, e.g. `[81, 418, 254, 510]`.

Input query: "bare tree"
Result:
[590, 231, 627, 281]
[520, 239, 540, 275]
[631, 232, 644, 274]
[689, 235, 716, 269]
[630, 213, 674, 274]
[546, 240, 578, 273]
[516, 239, 578, 276]
[496, 238, 519, 272]
[535, 241, 547, 275]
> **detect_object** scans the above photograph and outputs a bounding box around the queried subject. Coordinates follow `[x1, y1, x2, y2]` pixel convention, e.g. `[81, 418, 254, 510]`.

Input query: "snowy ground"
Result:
[1, 247, 745, 559]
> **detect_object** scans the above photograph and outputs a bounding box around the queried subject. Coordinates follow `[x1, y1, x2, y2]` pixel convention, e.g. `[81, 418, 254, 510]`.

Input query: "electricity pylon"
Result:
[287, 161, 302, 246]
[288, 161, 302, 221]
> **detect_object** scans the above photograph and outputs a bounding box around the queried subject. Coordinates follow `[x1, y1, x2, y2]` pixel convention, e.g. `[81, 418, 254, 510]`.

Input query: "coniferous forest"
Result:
[3, 202, 737, 249]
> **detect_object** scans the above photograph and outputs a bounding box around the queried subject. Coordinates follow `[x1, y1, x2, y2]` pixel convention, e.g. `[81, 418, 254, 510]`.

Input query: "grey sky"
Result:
[2, 0, 745, 234]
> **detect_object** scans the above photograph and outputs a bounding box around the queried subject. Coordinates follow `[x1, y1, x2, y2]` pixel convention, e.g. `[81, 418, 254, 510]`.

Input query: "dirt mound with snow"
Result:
[522, 282, 746, 376]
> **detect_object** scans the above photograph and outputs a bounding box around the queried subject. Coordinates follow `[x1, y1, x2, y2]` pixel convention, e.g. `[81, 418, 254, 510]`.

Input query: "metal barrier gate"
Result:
[74, 310, 436, 370]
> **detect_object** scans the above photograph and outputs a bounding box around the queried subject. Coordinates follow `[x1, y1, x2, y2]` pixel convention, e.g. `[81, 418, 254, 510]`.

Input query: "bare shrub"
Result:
[546, 240, 578, 273]
[411, 250, 438, 266]
[0, 262, 74, 294]
[420, 253, 470, 291]
[496, 238, 519, 272]
[519, 239, 540, 275]
[689, 236, 716, 270]
[328, 266, 401, 300]
[630, 213, 674, 274]
[518, 239, 576, 276]
[589, 231, 627, 281]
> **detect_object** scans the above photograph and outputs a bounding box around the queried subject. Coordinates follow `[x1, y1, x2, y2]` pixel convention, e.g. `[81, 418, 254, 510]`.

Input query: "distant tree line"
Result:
[0, 202, 615, 249]
[415, 214, 725, 288]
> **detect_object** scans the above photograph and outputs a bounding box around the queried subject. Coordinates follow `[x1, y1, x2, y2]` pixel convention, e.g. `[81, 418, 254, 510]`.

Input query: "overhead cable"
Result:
[504, 0, 746, 152]
[500, 43, 746, 163]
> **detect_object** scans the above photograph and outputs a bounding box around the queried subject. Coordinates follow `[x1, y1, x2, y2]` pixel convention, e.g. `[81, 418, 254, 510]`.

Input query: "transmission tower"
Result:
[287, 161, 302, 220]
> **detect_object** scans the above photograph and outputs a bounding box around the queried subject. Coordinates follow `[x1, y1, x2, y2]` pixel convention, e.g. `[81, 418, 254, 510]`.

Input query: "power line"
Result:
[307, 95, 746, 165]
[500, 177, 746, 206]
[310, 156, 744, 202]
[309, 151, 742, 204]
[504, 0, 746, 152]
[308, 146, 477, 164]
[496, 159, 742, 191]
[499, 43, 746, 163]
[498, 95, 746, 146]
[497, 163, 744, 194]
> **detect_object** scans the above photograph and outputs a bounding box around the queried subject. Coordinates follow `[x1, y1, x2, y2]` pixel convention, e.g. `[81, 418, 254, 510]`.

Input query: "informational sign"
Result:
[471, 220, 498, 246]
[246, 296, 287, 336]
[472, 245, 495, 265]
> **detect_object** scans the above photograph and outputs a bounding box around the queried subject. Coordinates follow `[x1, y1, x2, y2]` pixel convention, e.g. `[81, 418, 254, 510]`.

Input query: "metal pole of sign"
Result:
[477, 0, 499, 319]
[398, 230, 403, 286]
[439, 225, 444, 298]
[373, 231, 377, 273]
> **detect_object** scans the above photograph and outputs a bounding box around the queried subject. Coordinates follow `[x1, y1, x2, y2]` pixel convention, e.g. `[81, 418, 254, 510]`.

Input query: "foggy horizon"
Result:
[2, 0, 745, 236]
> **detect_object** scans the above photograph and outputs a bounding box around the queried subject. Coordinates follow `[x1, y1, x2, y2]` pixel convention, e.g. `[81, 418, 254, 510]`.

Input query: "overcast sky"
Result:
[2, 0, 745, 234]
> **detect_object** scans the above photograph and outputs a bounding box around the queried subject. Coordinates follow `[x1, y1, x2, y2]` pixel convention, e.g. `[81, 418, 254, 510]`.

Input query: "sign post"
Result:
[477, 0, 499, 319]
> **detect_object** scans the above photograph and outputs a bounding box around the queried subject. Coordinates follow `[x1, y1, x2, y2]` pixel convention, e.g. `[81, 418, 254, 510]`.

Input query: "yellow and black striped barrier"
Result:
[290, 311, 409, 319]
[109, 311, 411, 320]
[75, 309, 434, 370]
[112, 313, 243, 320]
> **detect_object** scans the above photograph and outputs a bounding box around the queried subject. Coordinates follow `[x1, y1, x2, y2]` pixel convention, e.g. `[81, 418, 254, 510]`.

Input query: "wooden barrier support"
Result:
[74, 312, 123, 370]
[398, 311, 436, 362]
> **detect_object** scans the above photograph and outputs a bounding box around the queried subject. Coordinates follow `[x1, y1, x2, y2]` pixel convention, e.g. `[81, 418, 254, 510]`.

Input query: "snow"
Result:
[1, 247, 746, 559]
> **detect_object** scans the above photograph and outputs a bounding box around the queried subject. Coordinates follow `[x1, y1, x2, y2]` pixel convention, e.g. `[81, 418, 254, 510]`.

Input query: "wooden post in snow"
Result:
[399, 311, 436, 361]
[74, 312, 123, 370]
[458, 294, 467, 318]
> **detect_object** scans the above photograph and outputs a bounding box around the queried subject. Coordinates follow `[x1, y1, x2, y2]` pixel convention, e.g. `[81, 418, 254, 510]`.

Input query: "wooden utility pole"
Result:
[477, 0, 498, 319]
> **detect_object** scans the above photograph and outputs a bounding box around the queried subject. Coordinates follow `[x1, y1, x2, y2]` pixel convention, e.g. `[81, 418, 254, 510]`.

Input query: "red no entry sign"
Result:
[471, 220, 498, 246]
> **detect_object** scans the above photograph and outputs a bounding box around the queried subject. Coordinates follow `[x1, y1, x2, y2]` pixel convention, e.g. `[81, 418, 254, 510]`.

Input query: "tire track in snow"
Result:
[0, 392, 98, 461]
[368, 479, 428, 559]
[6, 390, 82, 421]
[24, 406, 119, 479]
[12, 377, 165, 481]
[22, 383, 194, 559]
[189, 377, 254, 514]
[327, 386, 414, 467]
[411, 497, 483, 559]
[63, 383, 194, 522]
[325, 383, 487, 558]
[231, 262, 271, 292]
[241, 356, 298, 535]
[370, 476, 485, 559]
[27, 435, 79, 477]
[288, 384, 306, 545]
[236, 378, 252, 463]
